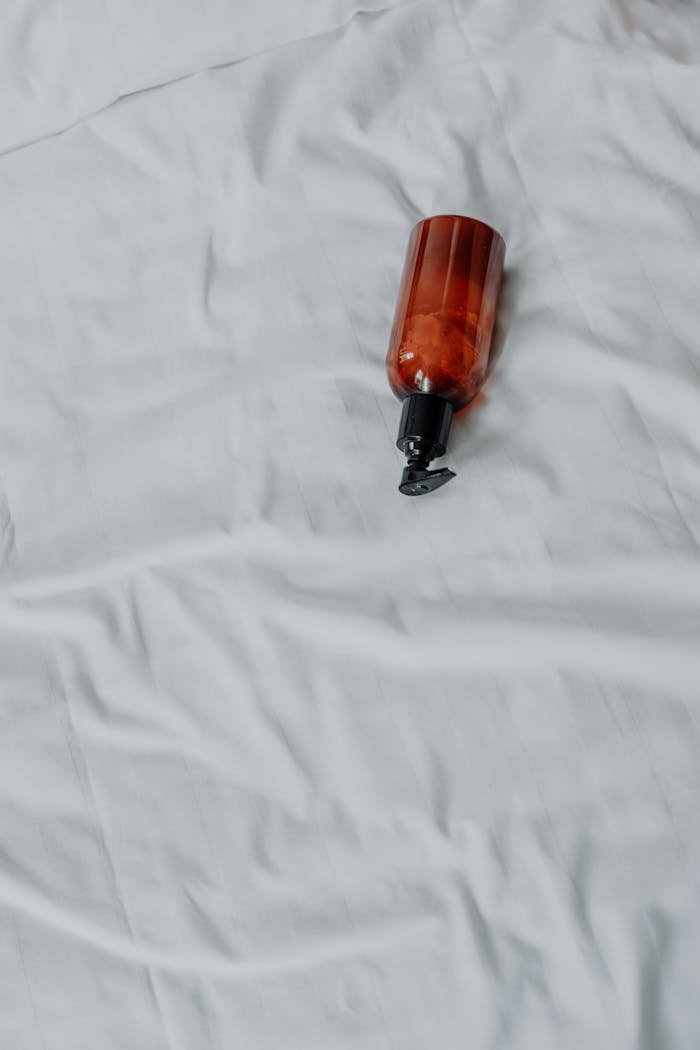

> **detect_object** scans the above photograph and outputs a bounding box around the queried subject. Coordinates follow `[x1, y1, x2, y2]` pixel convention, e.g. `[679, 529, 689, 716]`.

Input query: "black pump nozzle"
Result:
[396, 393, 455, 496]
[399, 463, 456, 496]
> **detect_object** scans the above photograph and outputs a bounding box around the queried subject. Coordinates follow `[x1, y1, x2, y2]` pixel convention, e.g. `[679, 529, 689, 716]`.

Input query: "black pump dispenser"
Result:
[396, 393, 456, 496]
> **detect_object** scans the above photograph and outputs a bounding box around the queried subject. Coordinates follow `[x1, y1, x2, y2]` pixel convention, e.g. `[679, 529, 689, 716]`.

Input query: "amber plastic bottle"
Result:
[386, 214, 506, 495]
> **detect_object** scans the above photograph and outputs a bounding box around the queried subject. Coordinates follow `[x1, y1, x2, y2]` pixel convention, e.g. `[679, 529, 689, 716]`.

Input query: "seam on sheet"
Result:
[617, 683, 693, 869]
[11, 913, 48, 1048]
[0, 1, 415, 161]
[0, 483, 18, 573]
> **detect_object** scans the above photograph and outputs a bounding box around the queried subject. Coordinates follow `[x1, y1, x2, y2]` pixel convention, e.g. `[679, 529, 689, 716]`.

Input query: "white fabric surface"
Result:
[1, 0, 699, 1046]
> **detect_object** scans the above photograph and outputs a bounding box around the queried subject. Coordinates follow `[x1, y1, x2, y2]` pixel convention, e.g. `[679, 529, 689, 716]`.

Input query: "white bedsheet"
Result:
[1, 0, 699, 1046]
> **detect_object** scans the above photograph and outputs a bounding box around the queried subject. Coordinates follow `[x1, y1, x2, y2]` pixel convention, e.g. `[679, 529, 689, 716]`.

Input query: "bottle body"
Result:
[386, 214, 506, 409]
[386, 215, 506, 495]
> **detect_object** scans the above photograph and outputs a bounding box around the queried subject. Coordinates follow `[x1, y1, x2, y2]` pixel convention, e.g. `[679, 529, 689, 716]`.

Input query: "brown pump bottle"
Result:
[386, 215, 505, 495]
